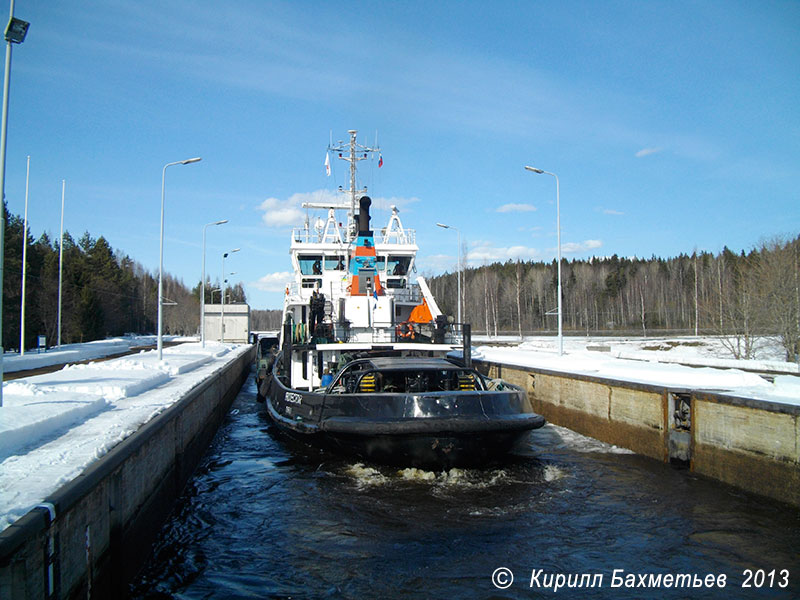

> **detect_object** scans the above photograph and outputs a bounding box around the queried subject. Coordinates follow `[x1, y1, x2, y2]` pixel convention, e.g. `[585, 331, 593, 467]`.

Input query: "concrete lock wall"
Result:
[0, 345, 255, 600]
[691, 392, 799, 508]
[477, 360, 799, 508]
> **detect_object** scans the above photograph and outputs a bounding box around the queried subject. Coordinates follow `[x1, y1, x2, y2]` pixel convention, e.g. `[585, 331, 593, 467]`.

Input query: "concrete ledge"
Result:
[475, 358, 800, 508]
[0, 345, 255, 600]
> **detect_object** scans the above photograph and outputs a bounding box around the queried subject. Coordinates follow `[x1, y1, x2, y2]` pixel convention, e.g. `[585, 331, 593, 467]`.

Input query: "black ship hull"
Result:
[259, 356, 545, 469]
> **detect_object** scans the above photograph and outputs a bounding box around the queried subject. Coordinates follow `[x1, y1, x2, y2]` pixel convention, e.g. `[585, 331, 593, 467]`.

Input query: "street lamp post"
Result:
[201, 219, 227, 347]
[525, 165, 562, 356]
[57, 180, 64, 347]
[19, 154, 28, 354]
[0, 0, 29, 407]
[436, 223, 461, 325]
[220, 249, 239, 342]
[158, 157, 202, 361]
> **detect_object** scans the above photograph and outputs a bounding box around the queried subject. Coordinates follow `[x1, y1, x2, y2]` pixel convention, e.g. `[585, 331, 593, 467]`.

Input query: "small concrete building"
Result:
[204, 303, 251, 343]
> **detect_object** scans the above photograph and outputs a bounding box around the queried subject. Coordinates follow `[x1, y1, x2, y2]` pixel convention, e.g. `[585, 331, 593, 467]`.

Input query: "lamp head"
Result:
[436, 223, 449, 229]
[524, 166, 544, 174]
[5, 17, 29, 44]
[182, 157, 202, 165]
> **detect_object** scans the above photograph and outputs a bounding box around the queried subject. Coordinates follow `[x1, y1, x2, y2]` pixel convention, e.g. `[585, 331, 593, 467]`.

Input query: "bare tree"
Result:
[753, 237, 800, 362]
[708, 251, 760, 359]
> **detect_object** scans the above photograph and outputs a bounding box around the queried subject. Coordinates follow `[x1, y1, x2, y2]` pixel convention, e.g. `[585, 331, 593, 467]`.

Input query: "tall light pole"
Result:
[0, 1, 29, 407]
[220, 248, 239, 342]
[158, 157, 202, 360]
[201, 219, 227, 347]
[57, 180, 64, 346]
[525, 165, 562, 356]
[19, 153, 28, 354]
[436, 222, 461, 325]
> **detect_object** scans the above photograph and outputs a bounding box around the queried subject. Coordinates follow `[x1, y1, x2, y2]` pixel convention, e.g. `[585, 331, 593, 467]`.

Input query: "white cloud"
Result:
[635, 147, 662, 158]
[371, 195, 422, 212]
[258, 190, 422, 228]
[602, 208, 624, 216]
[258, 189, 340, 227]
[560, 239, 603, 254]
[259, 200, 305, 227]
[252, 272, 293, 292]
[467, 242, 541, 263]
[418, 253, 459, 273]
[497, 203, 537, 213]
[429, 238, 604, 268]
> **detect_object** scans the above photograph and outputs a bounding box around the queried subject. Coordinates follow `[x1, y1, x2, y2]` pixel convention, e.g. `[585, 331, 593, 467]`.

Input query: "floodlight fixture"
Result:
[4, 17, 28, 44]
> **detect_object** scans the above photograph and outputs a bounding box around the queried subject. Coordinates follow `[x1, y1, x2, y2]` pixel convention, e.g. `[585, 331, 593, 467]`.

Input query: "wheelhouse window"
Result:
[324, 255, 346, 271]
[298, 255, 323, 275]
[387, 255, 411, 276]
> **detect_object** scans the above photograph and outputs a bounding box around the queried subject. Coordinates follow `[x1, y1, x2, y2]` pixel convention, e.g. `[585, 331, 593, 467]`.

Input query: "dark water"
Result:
[130, 375, 799, 599]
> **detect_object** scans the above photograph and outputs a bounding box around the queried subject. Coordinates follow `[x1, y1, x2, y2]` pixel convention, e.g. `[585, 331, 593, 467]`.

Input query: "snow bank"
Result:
[0, 341, 249, 531]
[474, 335, 800, 407]
[110, 354, 212, 377]
[20, 367, 171, 400]
[0, 389, 111, 459]
[3, 336, 160, 373]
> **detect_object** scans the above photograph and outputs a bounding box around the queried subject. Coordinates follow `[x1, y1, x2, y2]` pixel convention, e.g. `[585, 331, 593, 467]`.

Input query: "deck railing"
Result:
[291, 227, 417, 245]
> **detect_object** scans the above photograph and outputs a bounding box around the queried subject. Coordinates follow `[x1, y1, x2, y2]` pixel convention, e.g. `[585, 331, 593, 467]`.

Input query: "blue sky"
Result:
[3, 1, 799, 309]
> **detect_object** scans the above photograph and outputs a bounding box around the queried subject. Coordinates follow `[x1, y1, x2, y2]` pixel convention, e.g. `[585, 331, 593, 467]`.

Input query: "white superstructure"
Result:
[277, 131, 463, 390]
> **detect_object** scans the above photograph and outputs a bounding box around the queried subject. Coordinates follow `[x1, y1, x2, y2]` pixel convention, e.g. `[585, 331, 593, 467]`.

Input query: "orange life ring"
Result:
[396, 322, 415, 340]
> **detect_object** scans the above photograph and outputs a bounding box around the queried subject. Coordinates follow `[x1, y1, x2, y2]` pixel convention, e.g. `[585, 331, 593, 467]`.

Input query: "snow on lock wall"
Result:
[0, 368, 171, 462]
[0, 342, 249, 533]
[0, 385, 111, 459]
[0, 346, 225, 461]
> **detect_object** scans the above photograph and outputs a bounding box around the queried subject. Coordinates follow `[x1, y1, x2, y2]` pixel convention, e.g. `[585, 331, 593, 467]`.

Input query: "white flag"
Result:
[325, 152, 331, 176]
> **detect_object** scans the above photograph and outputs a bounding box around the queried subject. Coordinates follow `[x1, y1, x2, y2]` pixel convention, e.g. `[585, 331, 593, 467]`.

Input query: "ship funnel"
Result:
[358, 196, 372, 233]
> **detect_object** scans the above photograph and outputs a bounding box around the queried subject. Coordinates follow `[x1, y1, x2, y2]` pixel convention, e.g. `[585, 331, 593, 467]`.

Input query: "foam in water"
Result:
[543, 464, 566, 482]
[343, 461, 569, 489]
[551, 424, 635, 454]
[397, 467, 436, 480]
[345, 463, 388, 486]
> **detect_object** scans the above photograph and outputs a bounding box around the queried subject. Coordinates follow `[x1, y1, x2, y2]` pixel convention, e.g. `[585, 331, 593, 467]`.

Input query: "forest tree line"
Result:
[2, 202, 246, 351]
[427, 235, 800, 362]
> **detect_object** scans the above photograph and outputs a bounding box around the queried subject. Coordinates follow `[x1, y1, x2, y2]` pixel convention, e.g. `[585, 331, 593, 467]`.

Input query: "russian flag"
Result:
[378, 154, 383, 168]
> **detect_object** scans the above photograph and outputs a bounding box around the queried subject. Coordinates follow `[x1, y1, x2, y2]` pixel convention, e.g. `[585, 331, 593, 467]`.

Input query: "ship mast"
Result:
[328, 130, 379, 241]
